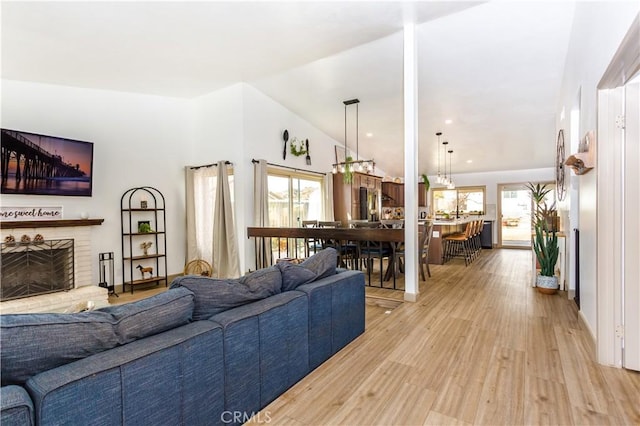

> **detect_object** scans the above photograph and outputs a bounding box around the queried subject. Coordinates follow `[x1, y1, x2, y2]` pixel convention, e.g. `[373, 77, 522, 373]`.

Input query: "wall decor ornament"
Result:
[289, 137, 308, 157]
[555, 129, 566, 201]
[282, 129, 289, 160]
[140, 241, 153, 255]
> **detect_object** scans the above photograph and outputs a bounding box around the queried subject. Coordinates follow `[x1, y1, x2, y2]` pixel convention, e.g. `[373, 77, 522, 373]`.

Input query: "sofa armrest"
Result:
[295, 269, 365, 370]
[1, 385, 34, 426]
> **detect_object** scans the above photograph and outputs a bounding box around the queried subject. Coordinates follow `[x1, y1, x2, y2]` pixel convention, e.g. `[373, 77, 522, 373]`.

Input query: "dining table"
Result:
[247, 226, 405, 288]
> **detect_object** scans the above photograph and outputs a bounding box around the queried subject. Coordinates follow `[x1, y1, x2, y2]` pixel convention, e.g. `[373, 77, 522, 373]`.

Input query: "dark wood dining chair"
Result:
[419, 221, 434, 280]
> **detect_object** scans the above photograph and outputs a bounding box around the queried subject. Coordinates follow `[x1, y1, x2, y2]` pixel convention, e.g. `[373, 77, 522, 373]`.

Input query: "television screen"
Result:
[1, 129, 94, 197]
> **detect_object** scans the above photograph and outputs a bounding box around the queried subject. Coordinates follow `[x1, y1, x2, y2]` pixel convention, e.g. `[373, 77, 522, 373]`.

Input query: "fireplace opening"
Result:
[1, 239, 74, 301]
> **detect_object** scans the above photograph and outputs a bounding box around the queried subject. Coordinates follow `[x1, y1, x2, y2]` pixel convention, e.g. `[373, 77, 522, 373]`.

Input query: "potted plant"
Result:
[527, 182, 559, 294]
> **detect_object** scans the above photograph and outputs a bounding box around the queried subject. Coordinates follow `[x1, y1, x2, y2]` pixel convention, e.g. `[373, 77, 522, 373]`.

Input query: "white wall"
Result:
[240, 84, 341, 271]
[1, 79, 345, 282]
[557, 3, 640, 344]
[1, 79, 192, 284]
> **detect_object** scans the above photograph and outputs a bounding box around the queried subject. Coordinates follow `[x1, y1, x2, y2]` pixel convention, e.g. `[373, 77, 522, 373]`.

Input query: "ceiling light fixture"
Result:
[445, 119, 453, 124]
[436, 132, 443, 184]
[447, 149, 456, 189]
[441, 140, 449, 185]
[332, 99, 375, 175]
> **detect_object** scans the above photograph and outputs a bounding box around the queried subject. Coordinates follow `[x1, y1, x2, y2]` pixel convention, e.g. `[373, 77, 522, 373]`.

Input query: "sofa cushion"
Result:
[300, 248, 338, 280]
[96, 287, 195, 345]
[0, 310, 118, 386]
[276, 262, 317, 291]
[170, 266, 282, 320]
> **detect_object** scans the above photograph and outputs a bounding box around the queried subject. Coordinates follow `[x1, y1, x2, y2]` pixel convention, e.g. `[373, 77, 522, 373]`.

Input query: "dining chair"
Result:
[317, 221, 352, 267]
[351, 221, 392, 287]
[302, 220, 320, 257]
[419, 221, 434, 280]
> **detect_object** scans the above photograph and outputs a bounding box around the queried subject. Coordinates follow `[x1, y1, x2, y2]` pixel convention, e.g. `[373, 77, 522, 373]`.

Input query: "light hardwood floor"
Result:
[249, 249, 640, 425]
[110, 250, 640, 425]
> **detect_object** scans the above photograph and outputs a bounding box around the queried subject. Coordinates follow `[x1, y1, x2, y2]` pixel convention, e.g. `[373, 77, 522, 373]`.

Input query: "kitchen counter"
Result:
[432, 216, 486, 226]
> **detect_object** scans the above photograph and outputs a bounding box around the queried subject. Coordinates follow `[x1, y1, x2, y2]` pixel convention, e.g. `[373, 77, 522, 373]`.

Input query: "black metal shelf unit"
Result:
[120, 186, 168, 294]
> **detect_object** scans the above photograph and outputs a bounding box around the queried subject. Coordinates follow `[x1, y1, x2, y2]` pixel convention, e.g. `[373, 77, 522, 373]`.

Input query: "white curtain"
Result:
[253, 159, 272, 268]
[323, 172, 335, 221]
[185, 162, 240, 278]
[213, 162, 240, 278]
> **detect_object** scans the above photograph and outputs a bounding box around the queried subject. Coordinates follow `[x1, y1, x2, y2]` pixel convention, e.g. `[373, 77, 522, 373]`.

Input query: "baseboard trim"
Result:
[578, 309, 596, 351]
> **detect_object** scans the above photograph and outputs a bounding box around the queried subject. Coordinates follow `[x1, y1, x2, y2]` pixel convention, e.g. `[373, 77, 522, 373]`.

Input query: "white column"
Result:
[403, 22, 419, 302]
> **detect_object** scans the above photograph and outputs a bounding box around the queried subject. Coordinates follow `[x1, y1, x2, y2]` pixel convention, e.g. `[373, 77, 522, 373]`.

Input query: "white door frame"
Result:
[596, 13, 639, 369]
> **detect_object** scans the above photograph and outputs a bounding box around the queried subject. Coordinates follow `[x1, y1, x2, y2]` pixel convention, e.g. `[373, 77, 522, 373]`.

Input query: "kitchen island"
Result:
[427, 217, 486, 265]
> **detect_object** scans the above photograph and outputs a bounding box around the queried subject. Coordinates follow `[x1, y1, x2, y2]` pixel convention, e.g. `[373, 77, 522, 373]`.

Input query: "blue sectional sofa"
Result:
[0, 249, 365, 426]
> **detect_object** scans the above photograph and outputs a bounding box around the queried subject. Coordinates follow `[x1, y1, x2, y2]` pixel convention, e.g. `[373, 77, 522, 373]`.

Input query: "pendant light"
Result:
[447, 149, 456, 189]
[436, 132, 443, 184]
[442, 141, 449, 185]
[332, 99, 375, 174]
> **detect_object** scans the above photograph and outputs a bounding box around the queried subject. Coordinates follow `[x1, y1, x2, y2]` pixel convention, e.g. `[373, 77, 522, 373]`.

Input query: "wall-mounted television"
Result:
[1, 129, 94, 197]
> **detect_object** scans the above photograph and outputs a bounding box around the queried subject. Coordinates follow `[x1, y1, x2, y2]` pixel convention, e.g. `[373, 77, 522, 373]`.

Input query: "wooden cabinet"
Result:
[418, 182, 427, 207]
[383, 182, 427, 208]
[382, 182, 403, 207]
[121, 186, 168, 294]
[333, 172, 382, 225]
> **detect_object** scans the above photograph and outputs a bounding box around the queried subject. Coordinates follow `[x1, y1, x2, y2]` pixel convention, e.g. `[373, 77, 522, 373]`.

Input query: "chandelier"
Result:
[332, 98, 375, 174]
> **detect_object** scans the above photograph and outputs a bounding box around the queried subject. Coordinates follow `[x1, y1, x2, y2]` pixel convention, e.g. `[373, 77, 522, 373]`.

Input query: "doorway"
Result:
[498, 182, 555, 248]
[498, 183, 533, 248]
[596, 13, 639, 371]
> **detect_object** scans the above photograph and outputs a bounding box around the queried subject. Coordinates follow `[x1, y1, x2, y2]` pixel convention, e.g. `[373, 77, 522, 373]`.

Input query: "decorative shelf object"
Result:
[120, 187, 167, 294]
[566, 130, 596, 175]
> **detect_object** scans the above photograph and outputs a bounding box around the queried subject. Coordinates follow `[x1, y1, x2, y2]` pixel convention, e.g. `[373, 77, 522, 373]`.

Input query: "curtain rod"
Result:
[251, 159, 326, 176]
[190, 161, 232, 170]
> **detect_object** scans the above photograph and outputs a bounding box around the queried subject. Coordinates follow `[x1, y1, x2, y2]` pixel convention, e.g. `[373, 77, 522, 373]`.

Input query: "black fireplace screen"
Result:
[1, 239, 74, 301]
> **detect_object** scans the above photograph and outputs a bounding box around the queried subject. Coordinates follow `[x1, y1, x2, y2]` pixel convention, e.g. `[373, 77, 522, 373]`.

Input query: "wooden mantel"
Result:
[0, 218, 104, 229]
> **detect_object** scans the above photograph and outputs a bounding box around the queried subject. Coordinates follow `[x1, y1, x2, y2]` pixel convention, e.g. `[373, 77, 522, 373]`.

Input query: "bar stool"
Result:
[443, 221, 474, 266]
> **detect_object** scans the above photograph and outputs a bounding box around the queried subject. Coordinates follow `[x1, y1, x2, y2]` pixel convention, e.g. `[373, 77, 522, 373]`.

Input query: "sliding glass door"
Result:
[498, 182, 555, 248]
[498, 184, 533, 248]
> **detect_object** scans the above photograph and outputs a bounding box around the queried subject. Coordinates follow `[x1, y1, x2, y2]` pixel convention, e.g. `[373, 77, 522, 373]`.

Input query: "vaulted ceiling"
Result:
[1, 1, 577, 176]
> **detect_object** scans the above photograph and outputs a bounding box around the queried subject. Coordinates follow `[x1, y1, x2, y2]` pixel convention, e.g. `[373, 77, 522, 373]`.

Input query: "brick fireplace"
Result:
[0, 219, 109, 313]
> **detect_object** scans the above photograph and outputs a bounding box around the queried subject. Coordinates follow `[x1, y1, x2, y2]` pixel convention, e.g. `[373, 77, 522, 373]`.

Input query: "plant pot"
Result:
[536, 275, 558, 294]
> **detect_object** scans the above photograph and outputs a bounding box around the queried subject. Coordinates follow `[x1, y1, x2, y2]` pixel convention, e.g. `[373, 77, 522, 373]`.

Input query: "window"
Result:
[267, 170, 323, 227]
[432, 186, 486, 216]
[267, 168, 325, 257]
[189, 166, 235, 267]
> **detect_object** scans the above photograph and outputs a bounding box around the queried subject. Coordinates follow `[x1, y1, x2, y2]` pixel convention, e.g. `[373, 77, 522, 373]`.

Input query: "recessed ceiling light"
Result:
[445, 119, 453, 124]
[466, 159, 473, 163]
[366, 132, 373, 137]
